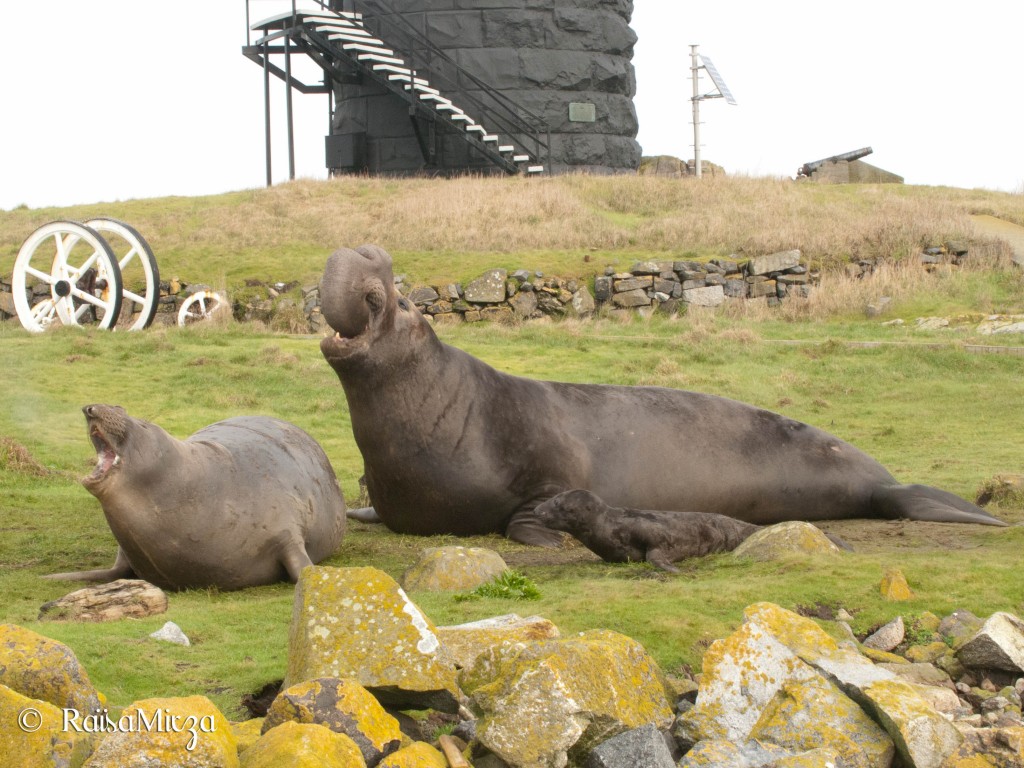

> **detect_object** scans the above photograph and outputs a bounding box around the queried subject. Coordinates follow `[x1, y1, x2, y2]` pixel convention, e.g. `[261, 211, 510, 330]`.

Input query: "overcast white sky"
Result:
[1, 1, 1021, 211]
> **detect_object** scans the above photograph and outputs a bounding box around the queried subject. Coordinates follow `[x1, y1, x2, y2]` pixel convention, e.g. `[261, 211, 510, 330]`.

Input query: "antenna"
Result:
[690, 45, 737, 179]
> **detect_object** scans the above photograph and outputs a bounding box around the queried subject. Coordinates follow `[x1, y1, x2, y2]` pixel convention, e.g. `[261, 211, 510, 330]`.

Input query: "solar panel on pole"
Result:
[699, 56, 737, 105]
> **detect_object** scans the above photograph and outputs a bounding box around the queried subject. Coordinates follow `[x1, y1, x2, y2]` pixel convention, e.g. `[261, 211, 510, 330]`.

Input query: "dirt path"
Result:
[971, 214, 1024, 264]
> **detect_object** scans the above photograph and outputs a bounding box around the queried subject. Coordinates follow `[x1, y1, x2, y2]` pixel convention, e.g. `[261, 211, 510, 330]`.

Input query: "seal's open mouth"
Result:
[85, 426, 120, 483]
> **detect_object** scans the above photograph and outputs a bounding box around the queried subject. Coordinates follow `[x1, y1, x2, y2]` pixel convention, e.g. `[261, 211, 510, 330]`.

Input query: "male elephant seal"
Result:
[318, 245, 1006, 546]
[535, 489, 761, 572]
[45, 405, 346, 590]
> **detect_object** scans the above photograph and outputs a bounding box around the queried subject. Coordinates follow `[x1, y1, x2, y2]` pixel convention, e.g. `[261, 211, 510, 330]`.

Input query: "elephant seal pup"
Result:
[45, 405, 346, 590]
[534, 489, 761, 572]
[318, 245, 1006, 547]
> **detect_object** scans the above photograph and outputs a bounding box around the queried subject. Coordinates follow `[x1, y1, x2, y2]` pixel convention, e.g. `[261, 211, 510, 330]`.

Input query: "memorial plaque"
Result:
[568, 102, 596, 122]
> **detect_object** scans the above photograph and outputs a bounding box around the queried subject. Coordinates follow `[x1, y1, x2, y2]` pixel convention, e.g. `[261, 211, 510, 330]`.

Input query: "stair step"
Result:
[343, 42, 394, 56]
[418, 92, 449, 103]
[373, 63, 418, 77]
[512, 154, 529, 162]
[449, 114, 472, 122]
[465, 125, 485, 134]
[434, 102, 466, 115]
[388, 73, 431, 87]
[359, 53, 406, 66]
[251, 9, 363, 30]
[319, 26, 378, 40]
[408, 83, 442, 96]
[482, 135, 498, 142]
[526, 166, 545, 173]
[498, 145, 514, 153]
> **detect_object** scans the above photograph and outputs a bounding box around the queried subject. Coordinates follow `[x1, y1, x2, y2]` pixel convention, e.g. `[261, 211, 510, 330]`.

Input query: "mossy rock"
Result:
[732, 521, 840, 561]
[400, 547, 508, 593]
[376, 741, 447, 768]
[0, 683, 96, 768]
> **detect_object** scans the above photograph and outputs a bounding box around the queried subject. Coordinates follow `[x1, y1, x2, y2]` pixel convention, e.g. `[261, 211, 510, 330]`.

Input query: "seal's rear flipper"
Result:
[43, 548, 135, 582]
[347, 506, 382, 524]
[506, 511, 567, 548]
[872, 484, 1008, 526]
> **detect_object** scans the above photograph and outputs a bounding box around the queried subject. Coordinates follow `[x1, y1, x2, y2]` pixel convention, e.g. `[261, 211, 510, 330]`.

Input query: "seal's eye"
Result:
[398, 298, 410, 311]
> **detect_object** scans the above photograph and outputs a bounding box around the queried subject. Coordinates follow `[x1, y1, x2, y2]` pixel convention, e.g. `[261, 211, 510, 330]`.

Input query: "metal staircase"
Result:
[243, 1, 549, 177]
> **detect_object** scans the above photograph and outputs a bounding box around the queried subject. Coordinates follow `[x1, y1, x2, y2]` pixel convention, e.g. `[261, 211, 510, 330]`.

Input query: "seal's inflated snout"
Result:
[320, 245, 394, 340]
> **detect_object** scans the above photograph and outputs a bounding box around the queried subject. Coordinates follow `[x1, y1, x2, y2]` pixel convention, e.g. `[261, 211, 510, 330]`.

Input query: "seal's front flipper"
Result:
[347, 506, 382, 524]
[281, 545, 315, 583]
[872, 484, 1009, 527]
[43, 547, 135, 583]
[506, 510, 566, 548]
[645, 550, 680, 573]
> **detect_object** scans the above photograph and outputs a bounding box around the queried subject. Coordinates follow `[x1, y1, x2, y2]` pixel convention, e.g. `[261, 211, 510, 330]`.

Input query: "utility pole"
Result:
[690, 45, 702, 179]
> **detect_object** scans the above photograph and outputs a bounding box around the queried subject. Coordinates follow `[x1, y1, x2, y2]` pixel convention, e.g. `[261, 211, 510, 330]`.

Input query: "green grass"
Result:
[2, 314, 1022, 719]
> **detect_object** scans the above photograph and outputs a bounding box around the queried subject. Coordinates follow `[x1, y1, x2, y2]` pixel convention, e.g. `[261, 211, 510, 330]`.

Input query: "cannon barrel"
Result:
[799, 146, 873, 177]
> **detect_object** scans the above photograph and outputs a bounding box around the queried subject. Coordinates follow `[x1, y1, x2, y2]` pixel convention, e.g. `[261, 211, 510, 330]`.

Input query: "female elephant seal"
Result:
[45, 405, 346, 590]
[318, 245, 1005, 546]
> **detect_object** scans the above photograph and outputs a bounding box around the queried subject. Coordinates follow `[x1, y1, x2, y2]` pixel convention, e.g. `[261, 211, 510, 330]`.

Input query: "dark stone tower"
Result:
[328, 0, 639, 175]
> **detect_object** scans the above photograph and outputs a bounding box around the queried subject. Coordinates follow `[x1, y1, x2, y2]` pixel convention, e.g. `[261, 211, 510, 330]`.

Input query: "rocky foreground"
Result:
[2, 554, 1023, 767]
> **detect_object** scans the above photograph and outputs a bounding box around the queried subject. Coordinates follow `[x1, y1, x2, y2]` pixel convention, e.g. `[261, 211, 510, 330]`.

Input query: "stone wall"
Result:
[328, 0, 640, 175]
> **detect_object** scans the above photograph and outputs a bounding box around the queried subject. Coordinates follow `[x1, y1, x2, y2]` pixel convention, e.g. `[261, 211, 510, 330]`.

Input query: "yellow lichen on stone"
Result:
[732, 521, 840, 561]
[240, 721, 366, 768]
[770, 747, 845, 766]
[0, 683, 96, 768]
[750, 673, 895, 768]
[880, 569, 914, 601]
[861, 678, 962, 768]
[231, 719, 264, 754]
[262, 678, 401, 764]
[0, 624, 105, 713]
[83, 695, 238, 768]
[437, 614, 559, 670]
[905, 642, 949, 664]
[400, 547, 508, 592]
[861, 647, 909, 665]
[376, 741, 448, 768]
[284, 567, 459, 711]
[743, 603, 840, 664]
[462, 629, 672, 768]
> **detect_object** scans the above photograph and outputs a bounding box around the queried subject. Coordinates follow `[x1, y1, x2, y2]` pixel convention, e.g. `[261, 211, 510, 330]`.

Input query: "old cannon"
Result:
[797, 147, 873, 178]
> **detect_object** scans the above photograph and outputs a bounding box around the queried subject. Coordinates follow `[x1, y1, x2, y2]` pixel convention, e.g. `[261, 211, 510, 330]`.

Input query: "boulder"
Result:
[462, 629, 672, 768]
[681, 286, 725, 307]
[880, 569, 913, 601]
[480, 306, 516, 324]
[939, 610, 984, 649]
[231, 718, 264, 754]
[678, 738, 810, 767]
[732, 522, 840, 561]
[464, 270, 508, 304]
[611, 289, 650, 308]
[583, 723, 675, 768]
[0, 623, 104, 713]
[612, 277, 652, 293]
[956, 612, 1024, 673]
[863, 616, 906, 652]
[401, 547, 508, 593]
[83, 695, 237, 767]
[509, 290, 539, 318]
[377, 741, 448, 768]
[437, 614, 560, 670]
[746, 250, 801, 276]
[262, 677, 401, 766]
[285, 566, 460, 713]
[571, 286, 596, 317]
[149, 621, 190, 647]
[0, 682, 96, 768]
[38, 579, 168, 622]
[239, 721, 365, 768]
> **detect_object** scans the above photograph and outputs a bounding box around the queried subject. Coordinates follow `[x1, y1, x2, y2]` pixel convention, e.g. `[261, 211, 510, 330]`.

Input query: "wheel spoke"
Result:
[118, 247, 139, 269]
[30, 300, 57, 321]
[122, 288, 146, 306]
[69, 285, 112, 311]
[24, 264, 56, 284]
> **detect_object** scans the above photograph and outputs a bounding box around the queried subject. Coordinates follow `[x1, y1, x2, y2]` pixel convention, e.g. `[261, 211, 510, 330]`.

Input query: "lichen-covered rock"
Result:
[38, 580, 168, 622]
[880, 569, 913, 601]
[747, 250, 801, 276]
[463, 270, 509, 304]
[239, 721, 366, 768]
[0, 624, 104, 713]
[947, 724, 1024, 767]
[939, 610, 984, 650]
[905, 642, 949, 664]
[462, 629, 672, 768]
[956, 612, 1024, 673]
[437, 614, 560, 670]
[856, 679, 962, 768]
[285, 566, 460, 713]
[231, 719, 264, 754]
[731, 522, 840, 561]
[678, 738, 797, 767]
[83, 695, 237, 767]
[748, 670, 895, 768]
[262, 678, 401, 766]
[400, 547, 508, 593]
[0, 683, 96, 768]
[376, 741, 448, 768]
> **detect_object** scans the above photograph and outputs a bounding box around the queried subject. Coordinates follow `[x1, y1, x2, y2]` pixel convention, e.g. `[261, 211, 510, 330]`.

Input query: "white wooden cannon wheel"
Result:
[84, 218, 160, 331]
[11, 221, 123, 332]
[177, 290, 228, 326]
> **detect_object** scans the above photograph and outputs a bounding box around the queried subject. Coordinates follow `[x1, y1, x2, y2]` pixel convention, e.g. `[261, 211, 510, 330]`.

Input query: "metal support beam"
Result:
[690, 44, 702, 179]
[263, 42, 272, 187]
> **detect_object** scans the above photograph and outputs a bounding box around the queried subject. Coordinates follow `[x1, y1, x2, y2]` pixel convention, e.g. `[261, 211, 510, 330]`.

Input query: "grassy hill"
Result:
[1, 175, 1023, 719]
